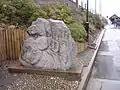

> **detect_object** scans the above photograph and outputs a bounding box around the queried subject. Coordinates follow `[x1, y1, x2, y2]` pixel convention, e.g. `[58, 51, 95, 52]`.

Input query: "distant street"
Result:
[87, 25, 120, 90]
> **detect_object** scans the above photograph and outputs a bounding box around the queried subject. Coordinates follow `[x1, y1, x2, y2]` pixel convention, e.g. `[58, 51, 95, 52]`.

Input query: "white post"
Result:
[81, 1, 83, 7]
[95, 0, 97, 14]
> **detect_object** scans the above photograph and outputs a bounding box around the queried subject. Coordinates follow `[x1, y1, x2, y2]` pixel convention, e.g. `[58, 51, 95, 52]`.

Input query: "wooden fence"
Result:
[0, 27, 26, 61]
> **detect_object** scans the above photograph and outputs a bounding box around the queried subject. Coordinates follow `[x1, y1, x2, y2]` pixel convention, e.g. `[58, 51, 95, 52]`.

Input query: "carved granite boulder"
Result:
[20, 18, 76, 70]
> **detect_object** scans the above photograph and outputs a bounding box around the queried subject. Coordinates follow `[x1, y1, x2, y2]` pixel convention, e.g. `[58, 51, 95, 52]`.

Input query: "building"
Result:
[109, 14, 120, 24]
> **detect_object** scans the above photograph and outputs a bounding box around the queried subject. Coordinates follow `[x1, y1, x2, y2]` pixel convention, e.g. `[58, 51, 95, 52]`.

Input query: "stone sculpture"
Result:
[20, 18, 76, 70]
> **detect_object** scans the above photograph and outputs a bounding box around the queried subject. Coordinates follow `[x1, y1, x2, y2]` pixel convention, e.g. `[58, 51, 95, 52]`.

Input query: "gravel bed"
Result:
[0, 48, 95, 90]
[7, 74, 79, 90]
[0, 60, 21, 90]
[0, 60, 80, 90]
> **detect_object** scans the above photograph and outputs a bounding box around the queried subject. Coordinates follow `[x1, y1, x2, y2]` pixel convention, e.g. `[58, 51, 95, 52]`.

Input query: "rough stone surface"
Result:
[19, 18, 76, 70]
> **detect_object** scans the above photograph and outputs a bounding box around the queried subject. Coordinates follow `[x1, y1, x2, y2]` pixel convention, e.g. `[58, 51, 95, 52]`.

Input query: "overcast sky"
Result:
[74, 0, 120, 17]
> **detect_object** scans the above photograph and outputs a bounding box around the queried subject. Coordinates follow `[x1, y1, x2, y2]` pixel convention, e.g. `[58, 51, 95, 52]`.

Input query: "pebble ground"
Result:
[0, 48, 94, 90]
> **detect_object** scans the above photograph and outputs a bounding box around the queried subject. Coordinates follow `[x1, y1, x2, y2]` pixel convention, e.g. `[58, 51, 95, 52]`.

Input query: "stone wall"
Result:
[64, 0, 77, 8]
[34, 0, 57, 4]
[76, 42, 87, 54]
[34, 0, 78, 8]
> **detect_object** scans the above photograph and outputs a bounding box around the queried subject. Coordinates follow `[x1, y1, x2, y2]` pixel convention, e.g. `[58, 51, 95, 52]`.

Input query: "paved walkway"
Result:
[87, 25, 120, 90]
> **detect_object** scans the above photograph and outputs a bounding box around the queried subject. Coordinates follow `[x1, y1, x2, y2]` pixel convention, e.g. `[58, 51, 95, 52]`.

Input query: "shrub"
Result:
[0, 0, 46, 27]
[67, 22, 86, 42]
[41, 4, 75, 24]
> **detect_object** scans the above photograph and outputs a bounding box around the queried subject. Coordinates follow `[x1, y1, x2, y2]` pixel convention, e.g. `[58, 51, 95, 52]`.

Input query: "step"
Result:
[87, 78, 120, 90]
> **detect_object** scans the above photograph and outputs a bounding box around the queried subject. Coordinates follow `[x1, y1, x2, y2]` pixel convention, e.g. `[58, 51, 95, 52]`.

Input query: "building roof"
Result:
[109, 14, 120, 19]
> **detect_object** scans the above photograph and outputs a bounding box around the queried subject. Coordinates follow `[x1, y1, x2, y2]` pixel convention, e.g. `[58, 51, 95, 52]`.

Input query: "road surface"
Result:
[87, 25, 120, 90]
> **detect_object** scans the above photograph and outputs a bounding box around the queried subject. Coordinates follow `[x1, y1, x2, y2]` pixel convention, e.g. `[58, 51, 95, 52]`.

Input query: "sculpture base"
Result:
[8, 62, 82, 81]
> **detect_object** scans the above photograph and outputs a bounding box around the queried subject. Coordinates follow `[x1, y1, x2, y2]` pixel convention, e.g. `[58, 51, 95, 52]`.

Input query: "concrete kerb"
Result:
[77, 29, 106, 90]
[87, 32, 101, 50]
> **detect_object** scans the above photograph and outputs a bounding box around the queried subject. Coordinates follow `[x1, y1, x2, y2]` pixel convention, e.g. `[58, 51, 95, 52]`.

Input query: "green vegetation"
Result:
[0, 0, 103, 42]
[0, 0, 75, 26]
[0, 0, 47, 26]
[67, 22, 86, 42]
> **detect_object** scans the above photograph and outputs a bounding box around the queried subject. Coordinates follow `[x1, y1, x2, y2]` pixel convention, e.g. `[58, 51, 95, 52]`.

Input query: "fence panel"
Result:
[0, 28, 26, 61]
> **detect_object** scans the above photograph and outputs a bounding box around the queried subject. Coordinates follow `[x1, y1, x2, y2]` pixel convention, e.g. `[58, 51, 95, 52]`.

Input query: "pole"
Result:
[85, 0, 89, 42]
[95, 0, 97, 14]
[99, 0, 102, 29]
[86, 0, 89, 22]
